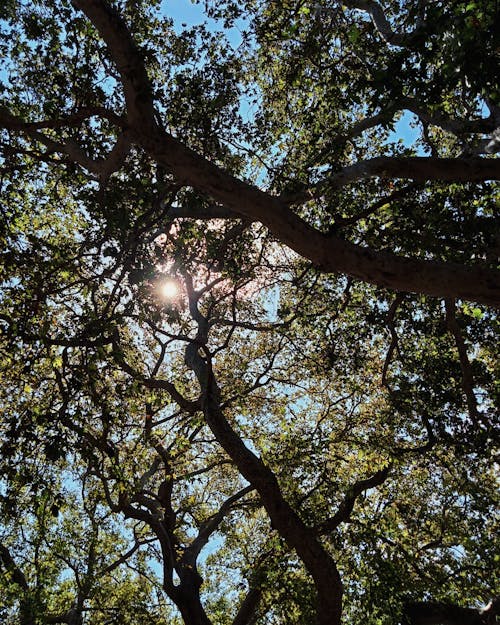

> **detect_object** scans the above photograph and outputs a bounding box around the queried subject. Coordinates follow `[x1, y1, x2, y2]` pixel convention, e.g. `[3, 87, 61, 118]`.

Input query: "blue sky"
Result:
[163, 0, 206, 29]
[162, 0, 246, 47]
[0, 2, 420, 151]
[161, 2, 419, 149]
[389, 110, 419, 148]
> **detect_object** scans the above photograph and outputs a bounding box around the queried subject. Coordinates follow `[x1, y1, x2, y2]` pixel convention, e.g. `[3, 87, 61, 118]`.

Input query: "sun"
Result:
[160, 279, 179, 300]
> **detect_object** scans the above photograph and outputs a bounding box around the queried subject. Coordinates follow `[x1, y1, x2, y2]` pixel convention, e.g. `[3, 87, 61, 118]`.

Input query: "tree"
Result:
[0, 1, 498, 625]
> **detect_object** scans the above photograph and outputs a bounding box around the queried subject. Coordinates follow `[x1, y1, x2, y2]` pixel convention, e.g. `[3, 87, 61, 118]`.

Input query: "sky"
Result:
[162, 1, 419, 148]
[0, 1, 424, 152]
[164, 0, 207, 29]
[163, 0, 246, 47]
[389, 110, 419, 148]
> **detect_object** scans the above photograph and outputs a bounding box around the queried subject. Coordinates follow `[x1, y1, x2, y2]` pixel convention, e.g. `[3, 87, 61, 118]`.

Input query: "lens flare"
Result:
[160, 280, 179, 300]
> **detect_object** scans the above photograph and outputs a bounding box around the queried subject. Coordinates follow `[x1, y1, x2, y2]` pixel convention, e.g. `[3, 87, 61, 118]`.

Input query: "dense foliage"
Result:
[0, 1, 498, 624]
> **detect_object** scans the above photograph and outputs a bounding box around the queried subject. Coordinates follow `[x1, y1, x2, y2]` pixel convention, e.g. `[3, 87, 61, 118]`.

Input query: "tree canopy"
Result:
[0, 1, 498, 625]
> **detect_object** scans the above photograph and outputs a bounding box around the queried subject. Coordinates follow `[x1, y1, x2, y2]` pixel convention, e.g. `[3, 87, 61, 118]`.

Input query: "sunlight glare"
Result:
[160, 279, 179, 300]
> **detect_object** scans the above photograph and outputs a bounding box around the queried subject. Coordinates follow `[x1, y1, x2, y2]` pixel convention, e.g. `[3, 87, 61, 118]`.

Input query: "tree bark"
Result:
[184, 338, 343, 625]
[232, 587, 262, 625]
[54, 1, 500, 306]
[173, 581, 213, 625]
[403, 600, 499, 625]
[139, 129, 499, 306]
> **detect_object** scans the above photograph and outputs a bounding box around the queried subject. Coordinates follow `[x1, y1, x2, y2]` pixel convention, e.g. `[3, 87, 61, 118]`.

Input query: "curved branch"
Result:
[149, 136, 500, 305]
[185, 485, 255, 563]
[68, 0, 500, 306]
[0, 108, 132, 177]
[400, 101, 497, 137]
[343, 0, 424, 47]
[316, 466, 391, 533]
[100, 538, 148, 575]
[72, 0, 156, 130]
[183, 297, 344, 625]
[232, 586, 263, 625]
[310, 104, 496, 167]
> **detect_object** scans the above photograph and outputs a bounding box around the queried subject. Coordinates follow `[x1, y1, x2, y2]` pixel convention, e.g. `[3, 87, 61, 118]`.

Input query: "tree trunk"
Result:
[185, 342, 343, 625]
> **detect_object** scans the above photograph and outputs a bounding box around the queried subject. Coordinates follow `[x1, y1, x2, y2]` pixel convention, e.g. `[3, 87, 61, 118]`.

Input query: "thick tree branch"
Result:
[72, 0, 156, 130]
[284, 157, 500, 203]
[343, 0, 424, 46]
[232, 586, 263, 625]
[68, 0, 500, 306]
[182, 284, 343, 625]
[400, 101, 497, 137]
[403, 598, 500, 625]
[118, 498, 177, 595]
[147, 135, 500, 305]
[0, 542, 29, 591]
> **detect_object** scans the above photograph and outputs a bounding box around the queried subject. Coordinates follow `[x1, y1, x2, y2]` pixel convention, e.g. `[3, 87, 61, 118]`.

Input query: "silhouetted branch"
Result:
[403, 598, 500, 625]
[316, 466, 391, 533]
